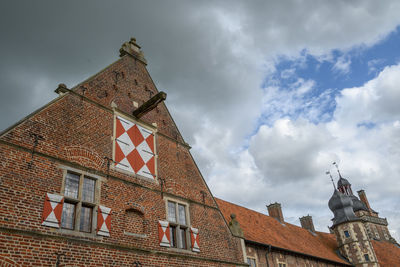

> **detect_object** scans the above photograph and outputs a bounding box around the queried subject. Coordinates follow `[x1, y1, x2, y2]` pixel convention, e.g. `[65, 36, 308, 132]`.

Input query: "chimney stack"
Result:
[300, 215, 315, 232]
[267, 202, 284, 222]
[357, 190, 371, 211]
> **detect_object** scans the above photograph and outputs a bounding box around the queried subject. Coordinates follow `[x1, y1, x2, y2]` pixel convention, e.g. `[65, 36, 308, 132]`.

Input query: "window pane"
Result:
[178, 204, 186, 225]
[344, 230, 350, 237]
[61, 202, 76, 229]
[79, 206, 92, 232]
[178, 228, 187, 249]
[169, 226, 177, 247]
[64, 172, 80, 198]
[82, 177, 95, 202]
[247, 258, 256, 267]
[168, 202, 176, 222]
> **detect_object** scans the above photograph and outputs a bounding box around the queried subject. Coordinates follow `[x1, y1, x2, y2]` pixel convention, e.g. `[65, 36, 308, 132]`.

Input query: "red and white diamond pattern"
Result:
[190, 227, 200, 252]
[41, 193, 64, 228]
[158, 220, 171, 247]
[115, 116, 155, 179]
[97, 205, 111, 237]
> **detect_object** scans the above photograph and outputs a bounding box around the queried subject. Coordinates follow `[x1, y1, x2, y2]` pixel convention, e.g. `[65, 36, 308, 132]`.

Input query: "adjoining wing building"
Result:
[217, 174, 400, 267]
[0, 38, 398, 266]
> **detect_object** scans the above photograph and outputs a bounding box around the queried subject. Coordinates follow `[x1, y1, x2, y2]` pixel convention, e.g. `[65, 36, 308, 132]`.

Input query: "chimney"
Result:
[357, 190, 371, 211]
[267, 202, 284, 222]
[300, 215, 315, 232]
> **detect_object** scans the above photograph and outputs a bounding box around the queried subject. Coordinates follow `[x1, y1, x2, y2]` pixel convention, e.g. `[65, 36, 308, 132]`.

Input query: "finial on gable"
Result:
[119, 37, 147, 64]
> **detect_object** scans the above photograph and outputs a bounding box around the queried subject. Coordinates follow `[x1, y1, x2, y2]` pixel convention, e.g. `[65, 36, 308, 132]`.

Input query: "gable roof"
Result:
[216, 198, 350, 265]
[371, 240, 400, 266]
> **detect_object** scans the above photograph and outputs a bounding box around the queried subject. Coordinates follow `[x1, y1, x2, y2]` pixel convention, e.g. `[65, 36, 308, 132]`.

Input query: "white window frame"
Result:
[164, 197, 191, 250]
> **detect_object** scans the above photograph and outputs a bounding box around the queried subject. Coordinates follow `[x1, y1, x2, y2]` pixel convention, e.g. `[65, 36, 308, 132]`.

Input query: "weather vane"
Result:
[326, 171, 336, 190]
[332, 162, 342, 178]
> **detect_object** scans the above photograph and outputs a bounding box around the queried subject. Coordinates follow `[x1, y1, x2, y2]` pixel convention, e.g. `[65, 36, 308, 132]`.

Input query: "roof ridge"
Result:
[216, 198, 333, 235]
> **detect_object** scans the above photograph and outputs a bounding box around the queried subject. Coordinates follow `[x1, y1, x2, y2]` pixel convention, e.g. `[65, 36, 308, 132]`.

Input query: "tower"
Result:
[335, 166, 369, 214]
[335, 168, 395, 243]
[328, 189, 379, 266]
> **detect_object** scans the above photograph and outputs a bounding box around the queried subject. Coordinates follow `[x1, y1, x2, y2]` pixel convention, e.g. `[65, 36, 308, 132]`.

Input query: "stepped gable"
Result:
[216, 198, 350, 265]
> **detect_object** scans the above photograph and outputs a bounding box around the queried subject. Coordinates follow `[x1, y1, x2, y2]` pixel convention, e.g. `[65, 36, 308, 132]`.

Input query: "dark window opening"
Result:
[169, 226, 177, 248]
[344, 230, 350, 238]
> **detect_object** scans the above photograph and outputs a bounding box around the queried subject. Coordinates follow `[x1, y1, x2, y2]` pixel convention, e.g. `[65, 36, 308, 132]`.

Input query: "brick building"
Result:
[0, 38, 246, 266]
[0, 37, 399, 267]
[217, 174, 400, 267]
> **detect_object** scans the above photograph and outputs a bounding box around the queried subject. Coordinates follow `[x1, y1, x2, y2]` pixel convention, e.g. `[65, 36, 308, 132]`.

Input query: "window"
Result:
[344, 230, 350, 238]
[114, 115, 156, 180]
[247, 257, 256, 267]
[61, 171, 97, 233]
[278, 263, 286, 267]
[167, 200, 189, 249]
[364, 254, 370, 262]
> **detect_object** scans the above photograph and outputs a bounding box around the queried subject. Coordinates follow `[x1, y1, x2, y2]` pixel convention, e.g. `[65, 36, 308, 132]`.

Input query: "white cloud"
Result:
[332, 55, 352, 75]
[241, 63, 400, 241]
[335, 64, 400, 125]
[249, 118, 331, 183]
[2, 0, 400, 243]
[367, 58, 385, 74]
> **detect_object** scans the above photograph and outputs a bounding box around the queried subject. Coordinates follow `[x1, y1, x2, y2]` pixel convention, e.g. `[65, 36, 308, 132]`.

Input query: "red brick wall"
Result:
[0, 230, 240, 267]
[245, 243, 348, 267]
[0, 54, 245, 266]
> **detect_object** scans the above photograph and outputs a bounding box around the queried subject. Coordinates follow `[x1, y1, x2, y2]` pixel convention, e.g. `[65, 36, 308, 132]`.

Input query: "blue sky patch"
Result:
[259, 25, 400, 128]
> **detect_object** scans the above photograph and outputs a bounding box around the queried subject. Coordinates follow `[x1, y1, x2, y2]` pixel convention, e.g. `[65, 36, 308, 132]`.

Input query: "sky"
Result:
[1, 1, 400, 241]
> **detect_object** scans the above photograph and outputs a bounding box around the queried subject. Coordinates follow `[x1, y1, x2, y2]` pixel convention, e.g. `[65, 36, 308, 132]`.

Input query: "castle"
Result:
[0, 38, 398, 266]
[218, 172, 399, 266]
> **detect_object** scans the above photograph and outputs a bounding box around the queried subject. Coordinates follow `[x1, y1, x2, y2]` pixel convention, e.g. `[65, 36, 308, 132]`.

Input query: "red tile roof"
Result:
[216, 198, 350, 265]
[371, 240, 400, 266]
[216, 198, 400, 266]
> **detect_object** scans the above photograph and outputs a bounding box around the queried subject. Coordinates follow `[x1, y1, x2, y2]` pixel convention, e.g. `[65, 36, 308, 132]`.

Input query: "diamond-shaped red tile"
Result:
[145, 134, 154, 153]
[126, 149, 145, 173]
[116, 118, 126, 139]
[127, 125, 144, 147]
[115, 142, 125, 163]
[146, 156, 155, 175]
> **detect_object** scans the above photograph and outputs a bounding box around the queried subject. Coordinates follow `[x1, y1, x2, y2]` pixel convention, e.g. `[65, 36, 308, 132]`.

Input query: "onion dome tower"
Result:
[337, 177, 369, 213]
[334, 163, 368, 213]
[327, 169, 379, 266]
[328, 189, 358, 226]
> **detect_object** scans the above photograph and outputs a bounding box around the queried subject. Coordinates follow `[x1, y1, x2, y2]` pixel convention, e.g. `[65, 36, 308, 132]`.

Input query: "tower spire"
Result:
[332, 162, 342, 178]
[326, 171, 336, 190]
